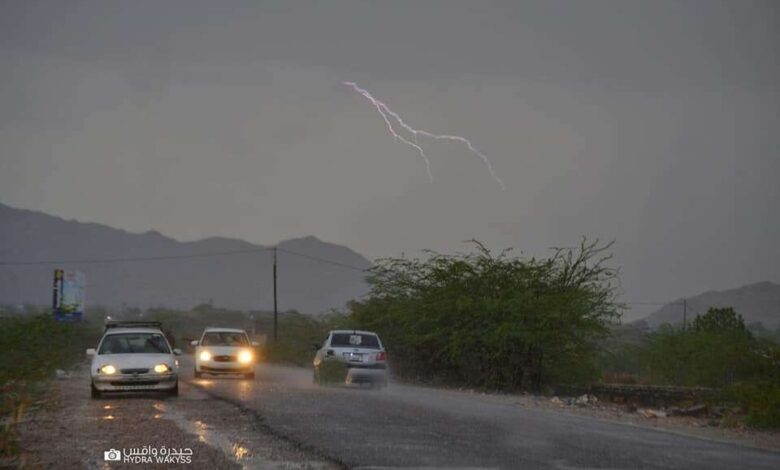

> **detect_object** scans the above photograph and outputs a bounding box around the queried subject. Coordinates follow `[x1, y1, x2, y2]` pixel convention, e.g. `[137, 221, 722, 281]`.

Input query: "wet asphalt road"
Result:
[182, 357, 780, 470]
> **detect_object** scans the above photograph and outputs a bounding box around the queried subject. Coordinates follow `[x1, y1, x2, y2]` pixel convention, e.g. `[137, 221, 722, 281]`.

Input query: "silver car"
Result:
[313, 330, 388, 388]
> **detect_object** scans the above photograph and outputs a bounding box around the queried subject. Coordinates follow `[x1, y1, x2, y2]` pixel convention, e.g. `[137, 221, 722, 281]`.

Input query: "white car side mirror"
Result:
[251, 341, 260, 347]
[190, 340, 199, 346]
[86, 348, 96, 356]
[173, 348, 182, 356]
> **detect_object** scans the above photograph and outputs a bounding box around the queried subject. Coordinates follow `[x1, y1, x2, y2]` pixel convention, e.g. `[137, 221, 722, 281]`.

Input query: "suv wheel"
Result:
[168, 381, 179, 397]
[194, 368, 202, 379]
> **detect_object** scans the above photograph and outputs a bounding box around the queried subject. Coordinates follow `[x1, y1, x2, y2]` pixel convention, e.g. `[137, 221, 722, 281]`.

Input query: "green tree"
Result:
[349, 238, 622, 391]
[691, 307, 747, 334]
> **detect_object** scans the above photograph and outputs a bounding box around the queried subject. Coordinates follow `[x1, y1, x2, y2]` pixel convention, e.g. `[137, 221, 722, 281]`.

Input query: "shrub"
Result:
[349, 239, 621, 391]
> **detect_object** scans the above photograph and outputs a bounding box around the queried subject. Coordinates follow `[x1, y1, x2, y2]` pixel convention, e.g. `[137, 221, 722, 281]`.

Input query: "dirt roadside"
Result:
[9, 365, 340, 470]
[438, 388, 780, 452]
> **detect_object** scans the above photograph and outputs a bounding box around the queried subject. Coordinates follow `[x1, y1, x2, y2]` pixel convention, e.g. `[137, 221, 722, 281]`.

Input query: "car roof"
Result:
[203, 327, 247, 333]
[330, 329, 378, 336]
[103, 328, 163, 335]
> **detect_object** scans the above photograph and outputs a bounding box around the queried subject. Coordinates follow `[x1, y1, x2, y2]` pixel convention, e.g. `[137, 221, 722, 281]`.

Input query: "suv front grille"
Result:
[213, 355, 236, 362]
[120, 368, 150, 374]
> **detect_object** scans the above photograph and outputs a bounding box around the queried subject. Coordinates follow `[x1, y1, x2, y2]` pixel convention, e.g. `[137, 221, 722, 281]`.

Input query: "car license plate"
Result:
[348, 353, 363, 362]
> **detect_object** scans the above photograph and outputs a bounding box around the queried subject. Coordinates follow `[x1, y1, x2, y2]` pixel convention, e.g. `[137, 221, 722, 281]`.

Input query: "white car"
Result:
[87, 321, 181, 398]
[313, 330, 388, 388]
[191, 328, 258, 379]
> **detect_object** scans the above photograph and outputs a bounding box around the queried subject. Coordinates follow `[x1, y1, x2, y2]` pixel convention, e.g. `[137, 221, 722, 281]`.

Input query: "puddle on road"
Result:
[165, 413, 261, 469]
[156, 386, 335, 470]
[152, 395, 259, 468]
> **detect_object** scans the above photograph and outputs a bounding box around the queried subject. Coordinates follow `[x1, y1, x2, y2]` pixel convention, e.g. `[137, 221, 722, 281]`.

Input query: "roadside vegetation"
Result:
[602, 307, 780, 429]
[4, 239, 776, 438]
[349, 239, 621, 390]
[264, 311, 347, 366]
[0, 312, 100, 457]
[308, 238, 779, 431]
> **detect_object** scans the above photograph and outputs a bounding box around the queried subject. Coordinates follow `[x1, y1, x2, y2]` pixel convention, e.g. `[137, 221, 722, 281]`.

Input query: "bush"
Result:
[0, 314, 100, 457]
[638, 308, 770, 388]
[0, 315, 100, 384]
[723, 382, 780, 430]
[601, 307, 780, 430]
[264, 312, 347, 366]
[349, 239, 621, 391]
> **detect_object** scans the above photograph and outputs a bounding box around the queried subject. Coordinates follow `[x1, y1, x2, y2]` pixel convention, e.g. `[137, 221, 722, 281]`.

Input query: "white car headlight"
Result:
[100, 365, 117, 375]
[154, 364, 170, 374]
[199, 351, 211, 361]
[238, 350, 253, 364]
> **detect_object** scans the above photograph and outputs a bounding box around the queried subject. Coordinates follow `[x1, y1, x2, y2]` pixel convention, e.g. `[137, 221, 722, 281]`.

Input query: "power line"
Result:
[0, 246, 371, 272]
[276, 247, 369, 272]
[0, 250, 686, 306]
[0, 247, 271, 266]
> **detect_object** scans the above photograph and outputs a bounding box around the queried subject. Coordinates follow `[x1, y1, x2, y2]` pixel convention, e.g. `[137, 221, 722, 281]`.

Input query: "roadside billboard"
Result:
[53, 269, 85, 321]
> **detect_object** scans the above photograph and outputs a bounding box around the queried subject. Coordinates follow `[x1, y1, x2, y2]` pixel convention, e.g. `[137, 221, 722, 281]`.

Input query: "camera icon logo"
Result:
[104, 449, 121, 461]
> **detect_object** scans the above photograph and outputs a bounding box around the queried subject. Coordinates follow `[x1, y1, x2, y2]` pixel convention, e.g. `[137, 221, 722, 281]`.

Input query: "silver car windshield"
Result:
[98, 333, 171, 355]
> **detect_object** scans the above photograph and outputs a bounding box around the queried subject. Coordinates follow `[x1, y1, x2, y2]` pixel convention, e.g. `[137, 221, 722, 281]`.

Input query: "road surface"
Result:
[181, 356, 780, 470]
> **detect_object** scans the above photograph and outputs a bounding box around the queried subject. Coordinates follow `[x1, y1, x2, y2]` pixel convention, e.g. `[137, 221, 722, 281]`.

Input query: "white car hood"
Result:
[197, 346, 249, 355]
[92, 353, 177, 372]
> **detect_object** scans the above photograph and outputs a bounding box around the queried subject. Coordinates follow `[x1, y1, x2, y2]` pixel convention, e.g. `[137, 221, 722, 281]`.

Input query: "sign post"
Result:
[53, 269, 85, 322]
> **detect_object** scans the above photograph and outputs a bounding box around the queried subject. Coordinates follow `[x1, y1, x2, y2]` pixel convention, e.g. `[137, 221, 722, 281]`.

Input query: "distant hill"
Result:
[0, 203, 371, 313]
[640, 281, 780, 329]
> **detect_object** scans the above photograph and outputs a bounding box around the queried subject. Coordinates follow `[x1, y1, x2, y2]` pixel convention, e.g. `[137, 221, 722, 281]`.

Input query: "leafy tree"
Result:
[349, 238, 622, 390]
[691, 307, 747, 334]
[639, 307, 770, 387]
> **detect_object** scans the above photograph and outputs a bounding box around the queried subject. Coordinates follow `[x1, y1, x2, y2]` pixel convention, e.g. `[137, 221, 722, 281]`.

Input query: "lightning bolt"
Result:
[343, 81, 432, 182]
[344, 81, 504, 190]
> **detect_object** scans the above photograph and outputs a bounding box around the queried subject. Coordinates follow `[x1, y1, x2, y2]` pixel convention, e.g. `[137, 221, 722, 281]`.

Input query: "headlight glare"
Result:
[154, 364, 170, 374]
[199, 351, 211, 361]
[100, 365, 116, 375]
[238, 350, 253, 364]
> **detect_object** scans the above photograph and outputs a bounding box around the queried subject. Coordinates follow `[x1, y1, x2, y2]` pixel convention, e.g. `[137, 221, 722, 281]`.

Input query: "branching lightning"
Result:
[344, 81, 504, 190]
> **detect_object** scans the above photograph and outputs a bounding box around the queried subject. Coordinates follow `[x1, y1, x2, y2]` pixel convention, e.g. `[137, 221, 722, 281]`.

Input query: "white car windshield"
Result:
[98, 333, 171, 354]
[201, 332, 249, 346]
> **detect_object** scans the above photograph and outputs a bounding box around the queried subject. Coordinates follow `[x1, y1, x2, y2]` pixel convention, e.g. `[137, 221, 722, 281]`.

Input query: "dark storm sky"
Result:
[1, 0, 778, 318]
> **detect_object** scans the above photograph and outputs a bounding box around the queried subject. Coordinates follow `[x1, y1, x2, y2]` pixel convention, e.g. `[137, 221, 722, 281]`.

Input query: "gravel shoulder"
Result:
[398, 383, 780, 453]
[12, 364, 340, 469]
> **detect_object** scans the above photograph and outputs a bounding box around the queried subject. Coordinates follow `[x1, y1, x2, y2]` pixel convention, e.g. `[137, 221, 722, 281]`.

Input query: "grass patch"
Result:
[263, 312, 347, 367]
[0, 315, 100, 457]
[722, 381, 780, 430]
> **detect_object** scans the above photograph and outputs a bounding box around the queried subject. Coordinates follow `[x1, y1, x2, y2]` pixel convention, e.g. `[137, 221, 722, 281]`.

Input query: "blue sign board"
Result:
[53, 269, 85, 322]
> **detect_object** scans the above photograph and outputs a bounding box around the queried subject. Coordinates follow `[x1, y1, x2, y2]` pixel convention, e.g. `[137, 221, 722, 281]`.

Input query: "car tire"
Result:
[313, 368, 321, 386]
[244, 372, 255, 380]
[90, 381, 101, 399]
[194, 368, 202, 379]
[168, 381, 179, 397]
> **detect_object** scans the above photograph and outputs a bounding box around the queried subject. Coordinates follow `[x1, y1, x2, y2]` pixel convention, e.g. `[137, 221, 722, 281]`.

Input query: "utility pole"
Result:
[273, 247, 278, 342]
[682, 299, 687, 330]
